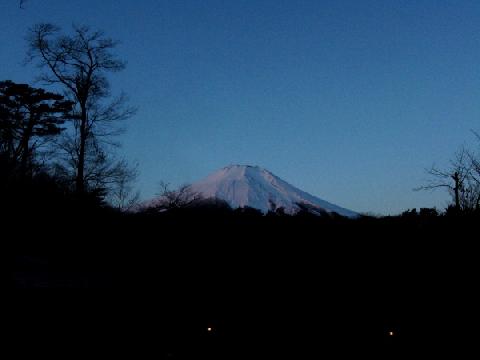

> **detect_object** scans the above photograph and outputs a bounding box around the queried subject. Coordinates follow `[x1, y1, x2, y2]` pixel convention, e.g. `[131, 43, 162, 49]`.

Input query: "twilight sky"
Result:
[1, 0, 480, 215]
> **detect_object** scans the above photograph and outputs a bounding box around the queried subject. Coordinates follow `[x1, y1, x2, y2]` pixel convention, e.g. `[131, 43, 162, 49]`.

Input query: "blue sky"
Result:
[1, 0, 480, 214]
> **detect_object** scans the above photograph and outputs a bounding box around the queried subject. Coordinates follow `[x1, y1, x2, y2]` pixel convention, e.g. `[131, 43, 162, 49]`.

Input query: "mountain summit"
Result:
[188, 165, 358, 217]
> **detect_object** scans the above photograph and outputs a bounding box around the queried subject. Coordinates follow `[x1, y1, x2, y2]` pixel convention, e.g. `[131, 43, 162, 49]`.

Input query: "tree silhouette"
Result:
[416, 143, 480, 213]
[0, 80, 72, 176]
[151, 182, 203, 211]
[27, 23, 135, 195]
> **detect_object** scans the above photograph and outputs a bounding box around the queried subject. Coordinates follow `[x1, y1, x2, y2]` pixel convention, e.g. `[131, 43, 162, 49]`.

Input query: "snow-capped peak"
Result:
[188, 165, 358, 217]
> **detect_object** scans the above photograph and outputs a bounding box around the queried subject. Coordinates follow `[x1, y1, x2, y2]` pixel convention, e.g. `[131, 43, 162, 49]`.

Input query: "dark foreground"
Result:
[5, 207, 479, 357]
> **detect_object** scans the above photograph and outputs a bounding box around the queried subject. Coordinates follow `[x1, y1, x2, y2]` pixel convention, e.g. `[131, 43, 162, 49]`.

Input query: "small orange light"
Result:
[207, 327, 213, 332]
[389, 331, 394, 336]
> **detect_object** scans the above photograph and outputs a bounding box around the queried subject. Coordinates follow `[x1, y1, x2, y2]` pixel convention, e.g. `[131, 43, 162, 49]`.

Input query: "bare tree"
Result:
[152, 182, 203, 211]
[26, 23, 135, 195]
[416, 146, 480, 213]
[107, 161, 140, 211]
[464, 131, 480, 210]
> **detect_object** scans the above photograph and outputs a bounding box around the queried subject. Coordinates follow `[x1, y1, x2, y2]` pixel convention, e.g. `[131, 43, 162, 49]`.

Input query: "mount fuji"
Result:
[184, 165, 358, 217]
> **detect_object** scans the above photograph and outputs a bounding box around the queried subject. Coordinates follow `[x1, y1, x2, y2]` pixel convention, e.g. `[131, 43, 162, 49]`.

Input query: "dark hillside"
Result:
[5, 193, 479, 356]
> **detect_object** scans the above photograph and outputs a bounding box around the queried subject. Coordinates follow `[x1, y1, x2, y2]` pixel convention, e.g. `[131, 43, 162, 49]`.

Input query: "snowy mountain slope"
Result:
[187, 165, 358, 217]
